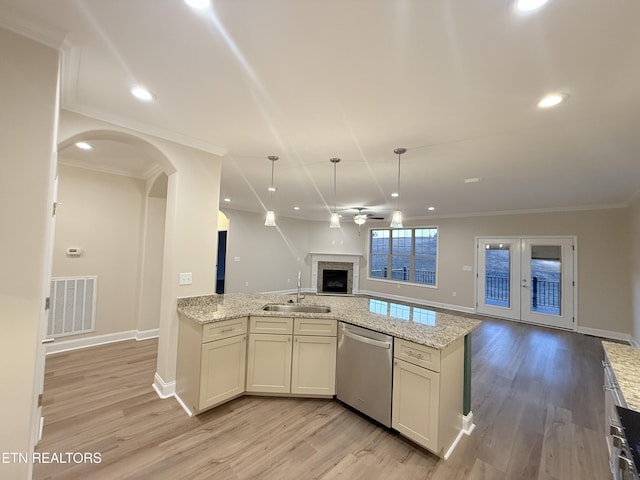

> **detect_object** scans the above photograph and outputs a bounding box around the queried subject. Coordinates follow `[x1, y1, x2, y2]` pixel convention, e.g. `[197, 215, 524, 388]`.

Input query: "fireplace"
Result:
[322, 269, 348, 293]
[311, 254, 361, 295]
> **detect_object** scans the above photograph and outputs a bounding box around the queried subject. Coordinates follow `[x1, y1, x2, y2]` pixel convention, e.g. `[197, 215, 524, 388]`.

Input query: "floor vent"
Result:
[48, 276, 97, 337]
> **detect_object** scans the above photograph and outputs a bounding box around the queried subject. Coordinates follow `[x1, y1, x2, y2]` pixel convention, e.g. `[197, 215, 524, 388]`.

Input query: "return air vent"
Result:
[48, 276, 97, 337]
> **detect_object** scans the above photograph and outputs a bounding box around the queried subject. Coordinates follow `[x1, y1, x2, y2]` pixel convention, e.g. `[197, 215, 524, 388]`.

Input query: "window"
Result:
[369, 227, 438, 286]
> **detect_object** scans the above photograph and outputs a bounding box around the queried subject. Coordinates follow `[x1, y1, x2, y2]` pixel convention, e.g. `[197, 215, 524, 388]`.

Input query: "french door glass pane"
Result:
[530, 245, 561, 316]
[485, 244, 511, 308]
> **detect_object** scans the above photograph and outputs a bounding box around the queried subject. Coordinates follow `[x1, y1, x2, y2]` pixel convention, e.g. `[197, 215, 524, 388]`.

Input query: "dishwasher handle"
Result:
[341, 327, 391, 349]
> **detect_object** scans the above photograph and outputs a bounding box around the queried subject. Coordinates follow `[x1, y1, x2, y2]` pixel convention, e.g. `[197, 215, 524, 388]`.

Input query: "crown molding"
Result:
[61, 103, 228, 157]
[58, 158, 151, 180]
[0, 10, 67, 49]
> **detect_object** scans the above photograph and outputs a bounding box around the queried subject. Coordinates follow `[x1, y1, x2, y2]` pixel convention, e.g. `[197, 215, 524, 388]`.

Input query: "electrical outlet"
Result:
[179, 272, 192, 285]
[452, 291, 457, 297]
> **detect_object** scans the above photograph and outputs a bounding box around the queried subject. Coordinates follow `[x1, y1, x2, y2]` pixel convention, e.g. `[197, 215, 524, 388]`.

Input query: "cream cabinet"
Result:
[246, 316, 336, 396]
[291, 334, 337, 395]
[176, 315, 248, 415]
[392, 336, 464, 457]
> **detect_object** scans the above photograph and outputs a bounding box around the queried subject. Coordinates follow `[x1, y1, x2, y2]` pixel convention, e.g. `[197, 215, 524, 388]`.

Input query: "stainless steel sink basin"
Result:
[262, 303, 331, 314]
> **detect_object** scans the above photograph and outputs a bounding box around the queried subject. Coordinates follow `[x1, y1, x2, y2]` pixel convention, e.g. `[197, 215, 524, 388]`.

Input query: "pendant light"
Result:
[329, 158, 341, 228]
[390, 148, 406, 228]
[264, 155, 278, 226]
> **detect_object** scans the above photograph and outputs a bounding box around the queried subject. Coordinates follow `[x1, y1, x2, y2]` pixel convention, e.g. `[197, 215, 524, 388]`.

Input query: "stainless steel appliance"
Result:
[612, 406, 640, 480]
[336, 322, 393, 427]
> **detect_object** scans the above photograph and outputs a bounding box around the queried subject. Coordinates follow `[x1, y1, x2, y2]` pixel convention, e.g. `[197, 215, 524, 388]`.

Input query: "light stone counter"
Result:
[177, 293, 481, 350]
[603, 340, 640, 411]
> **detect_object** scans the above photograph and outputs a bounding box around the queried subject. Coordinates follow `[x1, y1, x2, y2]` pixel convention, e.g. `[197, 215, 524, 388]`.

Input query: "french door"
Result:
[476, 237, 575, 330]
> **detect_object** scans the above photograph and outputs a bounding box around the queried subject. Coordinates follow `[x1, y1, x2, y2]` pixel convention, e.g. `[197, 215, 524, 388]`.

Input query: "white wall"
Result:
[52, 165, 147, 337]
[223, 207, 633, 338]
[630, 196, 640, 345]
[360, 208, 632, 337]
[222, 209, 363, 294]
[0, 28, 59, 479]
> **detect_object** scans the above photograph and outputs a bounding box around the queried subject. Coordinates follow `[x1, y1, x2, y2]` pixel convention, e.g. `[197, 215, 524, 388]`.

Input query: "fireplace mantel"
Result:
[310, 253, 361, 295]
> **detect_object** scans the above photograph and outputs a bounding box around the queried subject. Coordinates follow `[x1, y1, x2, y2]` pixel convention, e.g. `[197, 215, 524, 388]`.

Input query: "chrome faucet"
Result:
[296, 271, 305, 303]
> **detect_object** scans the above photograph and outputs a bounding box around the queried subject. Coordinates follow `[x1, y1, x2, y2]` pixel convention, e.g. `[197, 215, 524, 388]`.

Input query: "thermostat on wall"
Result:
[66, 247, 82, 256]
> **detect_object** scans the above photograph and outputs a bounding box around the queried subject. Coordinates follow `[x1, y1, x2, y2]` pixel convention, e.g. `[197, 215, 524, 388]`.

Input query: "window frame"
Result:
[368, 226, 439, 288]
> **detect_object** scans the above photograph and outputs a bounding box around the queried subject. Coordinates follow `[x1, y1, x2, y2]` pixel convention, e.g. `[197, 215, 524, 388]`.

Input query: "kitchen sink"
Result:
[262, 303, 331, 314]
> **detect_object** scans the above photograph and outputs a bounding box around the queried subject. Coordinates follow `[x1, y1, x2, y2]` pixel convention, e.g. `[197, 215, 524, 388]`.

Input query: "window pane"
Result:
[484, 244, 510, 308]
[414, 257, 436, 285]
[391, 255, 410, 280]
[370, 254, 388, 278]
[391, 229, 412, 254]
[415, 228, 437, 255]
[371, 230, 390, 254]
[530, 245, 561, 316]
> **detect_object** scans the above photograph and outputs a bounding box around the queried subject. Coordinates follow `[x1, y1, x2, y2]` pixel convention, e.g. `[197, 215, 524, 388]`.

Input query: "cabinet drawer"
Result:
[202, 317, 248, 343]
[394, 338, 440, 372]
[293, 318, 337, 336]
[250, 316, 294, 334]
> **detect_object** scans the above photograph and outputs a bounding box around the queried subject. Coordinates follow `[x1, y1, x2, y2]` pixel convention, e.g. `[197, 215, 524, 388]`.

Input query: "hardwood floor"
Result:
[34, 316, 611, 480]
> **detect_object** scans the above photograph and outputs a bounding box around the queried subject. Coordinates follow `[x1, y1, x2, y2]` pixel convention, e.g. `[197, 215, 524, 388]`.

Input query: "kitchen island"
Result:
[176, 293, 480, 458]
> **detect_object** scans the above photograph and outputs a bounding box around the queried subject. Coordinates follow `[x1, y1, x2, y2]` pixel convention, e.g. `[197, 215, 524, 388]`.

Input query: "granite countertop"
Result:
[177, 293, 481, 350]
[603, 341, 640, 412]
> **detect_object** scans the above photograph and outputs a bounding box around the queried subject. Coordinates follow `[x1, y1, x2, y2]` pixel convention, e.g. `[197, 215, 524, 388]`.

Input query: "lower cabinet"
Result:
[176, 315, 248, 415]
[291, 335, 337, 395]
[199, 334, 247, 409]
[392, 358, 439, 452]
[245, 333, 293, 393]
[245, 316, 337, 396]
[391, 336, 464, 457]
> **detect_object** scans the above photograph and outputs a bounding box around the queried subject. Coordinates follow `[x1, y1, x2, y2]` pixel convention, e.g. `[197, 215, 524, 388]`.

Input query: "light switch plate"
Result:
[179, 272, 192, 285]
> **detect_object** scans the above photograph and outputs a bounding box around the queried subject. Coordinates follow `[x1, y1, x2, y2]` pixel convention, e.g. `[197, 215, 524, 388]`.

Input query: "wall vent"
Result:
[48, 276, 97, 337]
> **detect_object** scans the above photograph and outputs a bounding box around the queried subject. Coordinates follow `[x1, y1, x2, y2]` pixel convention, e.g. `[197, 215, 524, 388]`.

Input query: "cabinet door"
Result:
[392, 358, 440, 453]
[246, 334, 292, 393]
[199, 334, 247, 410]
[291, 336, 337, 395]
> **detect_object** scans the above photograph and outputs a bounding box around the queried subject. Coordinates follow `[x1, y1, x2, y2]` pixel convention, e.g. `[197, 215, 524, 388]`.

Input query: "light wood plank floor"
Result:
[34, 316, 612, 480]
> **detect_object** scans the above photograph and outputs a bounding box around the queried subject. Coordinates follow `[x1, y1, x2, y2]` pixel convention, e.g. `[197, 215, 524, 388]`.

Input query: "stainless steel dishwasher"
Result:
[336, 322, 393, 427]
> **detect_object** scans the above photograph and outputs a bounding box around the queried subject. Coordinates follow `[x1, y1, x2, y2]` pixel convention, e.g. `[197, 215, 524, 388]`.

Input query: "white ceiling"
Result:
[2, 0, 640, 222]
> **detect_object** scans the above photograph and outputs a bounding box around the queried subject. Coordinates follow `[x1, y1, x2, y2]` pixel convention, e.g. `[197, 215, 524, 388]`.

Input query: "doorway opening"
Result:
[476, 237, 576, 330]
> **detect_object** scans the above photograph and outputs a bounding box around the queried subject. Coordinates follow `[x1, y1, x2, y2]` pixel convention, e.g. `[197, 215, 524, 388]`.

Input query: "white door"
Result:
[476, 239, 521, 321]
[477, 237, 575, 330]
[34, 168, 58, 445]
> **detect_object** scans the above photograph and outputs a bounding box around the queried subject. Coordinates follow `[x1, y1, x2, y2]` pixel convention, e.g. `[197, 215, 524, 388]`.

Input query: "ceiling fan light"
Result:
[390, 210, 403, 228]
[265, 210, 276, 227]
[354, 214, 367, 225]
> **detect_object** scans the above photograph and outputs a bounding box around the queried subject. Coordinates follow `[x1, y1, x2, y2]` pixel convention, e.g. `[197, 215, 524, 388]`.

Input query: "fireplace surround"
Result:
[311, 254, 361, 295]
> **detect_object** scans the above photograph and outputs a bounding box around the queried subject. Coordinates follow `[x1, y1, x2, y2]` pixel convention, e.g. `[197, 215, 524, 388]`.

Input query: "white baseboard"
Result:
[443, 411, 475, 460]
[630, 336, 639, 348]
[45, 328, 159, 354]
[152, 372, 176, 399]
[577, 326, 633, 343]
[173, 393, 193, 416]
[136, 328, 160, 340]
[358, 290, 476, 314]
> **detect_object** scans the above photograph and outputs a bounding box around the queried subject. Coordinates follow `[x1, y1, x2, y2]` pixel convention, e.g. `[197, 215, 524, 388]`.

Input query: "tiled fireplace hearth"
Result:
[311, 254, 361, 295]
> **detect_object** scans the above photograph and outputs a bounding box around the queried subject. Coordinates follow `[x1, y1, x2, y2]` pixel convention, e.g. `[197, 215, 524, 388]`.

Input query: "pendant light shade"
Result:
[390, 148, 406, 228]
[265, 155, 278, 226]
[329, 158, 341, 228]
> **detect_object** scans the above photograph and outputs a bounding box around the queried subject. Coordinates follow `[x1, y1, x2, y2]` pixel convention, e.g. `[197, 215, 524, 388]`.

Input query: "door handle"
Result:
[42, 338, 54, 344]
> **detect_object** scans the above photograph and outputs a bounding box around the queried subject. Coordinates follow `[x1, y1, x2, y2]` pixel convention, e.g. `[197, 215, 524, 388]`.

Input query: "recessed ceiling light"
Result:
[184, 0, 210, 9]
[464, 177, 482, 184]
[223, 198, 231, 203]
[293, 206, 300, 211]
[427, 206, 435, 211]
[538, 93, 567, 108]
[515, 0, 549, 12]
[75, 141, 92, 150]
[131, 86, 155, 102]
[391, 192, 399, 198]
